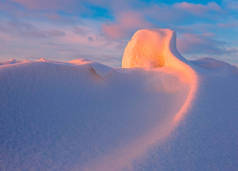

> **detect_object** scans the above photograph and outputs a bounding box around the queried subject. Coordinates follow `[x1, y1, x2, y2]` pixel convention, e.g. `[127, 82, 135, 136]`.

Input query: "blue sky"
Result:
[0, 0, 237, 66]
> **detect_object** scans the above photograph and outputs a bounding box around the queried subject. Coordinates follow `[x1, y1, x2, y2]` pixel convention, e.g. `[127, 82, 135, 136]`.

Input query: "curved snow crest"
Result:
[122, 28, 198, 122]
[122, 29, 186, 68]
[87, 29, 198, 171]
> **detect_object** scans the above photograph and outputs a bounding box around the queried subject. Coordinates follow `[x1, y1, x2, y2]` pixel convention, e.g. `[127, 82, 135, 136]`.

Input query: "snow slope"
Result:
[0, 29, 237, 171]
[136, 58, 238, 171]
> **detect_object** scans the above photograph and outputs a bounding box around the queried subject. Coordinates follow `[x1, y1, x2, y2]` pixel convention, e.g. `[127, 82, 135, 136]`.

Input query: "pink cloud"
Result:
[10, 0, 76, 10]
[217, 21, 238, 28]
[174, 2, 221, 15]
[177, 33, 227, 55]
[102, 11, 151, 39]
[0, 20, 65, 38]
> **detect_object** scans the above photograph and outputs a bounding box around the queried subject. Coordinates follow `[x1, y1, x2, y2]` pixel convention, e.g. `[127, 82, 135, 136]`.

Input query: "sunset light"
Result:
[0, 1, 238, 171]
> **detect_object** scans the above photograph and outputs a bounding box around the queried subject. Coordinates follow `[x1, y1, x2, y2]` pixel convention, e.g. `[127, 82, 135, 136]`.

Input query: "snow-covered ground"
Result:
[0, 29, 237, 171]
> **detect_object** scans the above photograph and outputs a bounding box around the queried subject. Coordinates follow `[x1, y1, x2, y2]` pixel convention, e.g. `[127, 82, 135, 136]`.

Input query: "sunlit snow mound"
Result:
[0, 28, 238, 171]
[122, 29, 186, 68]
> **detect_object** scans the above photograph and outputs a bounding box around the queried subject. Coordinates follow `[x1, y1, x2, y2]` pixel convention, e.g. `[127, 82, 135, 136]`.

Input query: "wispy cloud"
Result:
[0, 20, 65, 38]
[177, 33, 238, 64]
[10, 0, 77, 10]
[102, 11, 150, 39]
[177, 33, 227, 55]
[174, 2, 221, 15]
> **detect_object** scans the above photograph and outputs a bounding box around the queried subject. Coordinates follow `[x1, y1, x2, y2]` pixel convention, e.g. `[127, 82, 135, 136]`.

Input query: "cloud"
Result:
[0, 19, 123, 66]
[102, 11, 151, 39]
[10, 0, 77, 10]
[217, 20, 238, 29]
[0, 20, 65, 38]
[2, 1, 224, 25]
[177, 33, 238, 63]
[145, 2, 222, 25]
[174, 2, 221, 15]
[101, 2, 223, 40]
[177, 33, 227, 55]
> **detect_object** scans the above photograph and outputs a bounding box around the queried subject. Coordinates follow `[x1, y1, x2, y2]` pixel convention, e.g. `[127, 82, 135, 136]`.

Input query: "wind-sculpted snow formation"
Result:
[85, 29, 198, 171]
[122, 29, 198, 123]
[0, 29, 237, 171]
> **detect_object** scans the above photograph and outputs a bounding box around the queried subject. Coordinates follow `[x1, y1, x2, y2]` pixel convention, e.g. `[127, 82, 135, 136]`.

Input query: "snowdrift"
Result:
[0, 29, 237, 171]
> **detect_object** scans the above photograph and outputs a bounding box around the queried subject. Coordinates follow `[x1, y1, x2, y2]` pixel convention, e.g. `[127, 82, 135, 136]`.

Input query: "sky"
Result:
[0, 0, 237, 67]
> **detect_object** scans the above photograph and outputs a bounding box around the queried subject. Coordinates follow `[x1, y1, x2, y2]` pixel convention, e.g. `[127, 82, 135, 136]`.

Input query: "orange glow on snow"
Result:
[83, 29, 198, 171]
[68, 59, 91, 65]
[122, 29, 198, 123]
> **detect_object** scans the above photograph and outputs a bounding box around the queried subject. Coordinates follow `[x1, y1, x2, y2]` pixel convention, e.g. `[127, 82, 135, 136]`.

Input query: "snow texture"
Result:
[0, 29, 237, 171]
